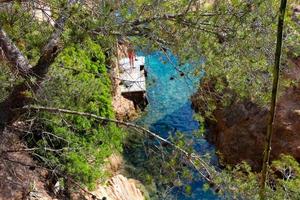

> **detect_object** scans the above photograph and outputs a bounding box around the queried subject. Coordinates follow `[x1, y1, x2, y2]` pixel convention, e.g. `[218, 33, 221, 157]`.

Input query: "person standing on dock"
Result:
[127, 45, 135, 68]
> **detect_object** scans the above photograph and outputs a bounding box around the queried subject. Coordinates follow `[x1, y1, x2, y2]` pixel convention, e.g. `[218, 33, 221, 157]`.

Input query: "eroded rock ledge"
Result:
[87, 154, 147, 200]
[90, 174, 144, 200]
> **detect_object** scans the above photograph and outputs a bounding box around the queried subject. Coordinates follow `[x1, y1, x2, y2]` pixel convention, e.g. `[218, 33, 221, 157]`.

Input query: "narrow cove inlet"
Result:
[131, 51, 219, 199]
[1, 1, 299, 199]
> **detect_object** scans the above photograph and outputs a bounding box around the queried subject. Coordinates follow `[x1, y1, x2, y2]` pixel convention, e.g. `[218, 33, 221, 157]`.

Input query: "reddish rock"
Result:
[192, 57, 300, 171]
[111, 43, 139, 121]
[208, 89, 300, 171]
[0, 127, 55, 200]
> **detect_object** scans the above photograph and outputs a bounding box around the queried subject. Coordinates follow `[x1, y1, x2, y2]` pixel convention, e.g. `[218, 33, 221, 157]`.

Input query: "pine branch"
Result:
[31, 0, 78, 79]
[22, 104, 215, 183]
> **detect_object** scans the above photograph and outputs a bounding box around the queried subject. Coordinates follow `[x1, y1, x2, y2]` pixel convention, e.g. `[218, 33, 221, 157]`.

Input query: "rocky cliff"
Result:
[111, 42, 139, 120]
[89, 174, 145, 200]
[192, 57, 300, 170]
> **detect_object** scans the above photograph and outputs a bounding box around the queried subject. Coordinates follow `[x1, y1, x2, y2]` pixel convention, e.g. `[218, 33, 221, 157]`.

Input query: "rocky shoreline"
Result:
[110, 42, 139, 120]
[102, 43, 148, 200]
[191, 57, 300, 171]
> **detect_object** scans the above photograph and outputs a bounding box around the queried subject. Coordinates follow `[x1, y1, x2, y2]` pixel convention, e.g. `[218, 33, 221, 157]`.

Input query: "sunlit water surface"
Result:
[137, 52, 219, 200]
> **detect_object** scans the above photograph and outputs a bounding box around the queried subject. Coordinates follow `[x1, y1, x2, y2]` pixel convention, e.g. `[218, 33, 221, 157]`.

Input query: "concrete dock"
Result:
[119, 56, 146, 93]
[118, 56, 148, 109]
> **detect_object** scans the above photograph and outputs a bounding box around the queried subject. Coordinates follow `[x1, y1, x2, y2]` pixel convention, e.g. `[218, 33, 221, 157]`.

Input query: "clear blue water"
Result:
[137, 51, 219, 200]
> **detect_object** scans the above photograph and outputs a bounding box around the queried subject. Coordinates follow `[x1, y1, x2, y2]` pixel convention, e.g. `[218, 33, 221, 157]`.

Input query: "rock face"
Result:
[91, 175, 145, 200]
[207, 91, 300, 171]
[0, 127, 146, 200]
[206, 101, 268, 170]
[112, 74, 138, 120]
[192, 58, 300, 170]
[111, 43, 139, 120]
[292, 4, 300, 24]
[82, 154, 146, 200]
[0, 127, 54, 200]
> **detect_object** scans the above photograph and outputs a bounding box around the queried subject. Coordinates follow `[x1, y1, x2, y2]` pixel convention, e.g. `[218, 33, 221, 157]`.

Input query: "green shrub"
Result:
[27, 38, 124, 189]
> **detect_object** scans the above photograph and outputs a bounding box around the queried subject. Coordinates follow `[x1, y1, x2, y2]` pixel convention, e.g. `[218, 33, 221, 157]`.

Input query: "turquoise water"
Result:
[137, 51, 219, 199]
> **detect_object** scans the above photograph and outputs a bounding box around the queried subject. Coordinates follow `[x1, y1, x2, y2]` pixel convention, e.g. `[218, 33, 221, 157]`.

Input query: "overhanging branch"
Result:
[31, 0, 77, 79]
[22, 104, 215, 183]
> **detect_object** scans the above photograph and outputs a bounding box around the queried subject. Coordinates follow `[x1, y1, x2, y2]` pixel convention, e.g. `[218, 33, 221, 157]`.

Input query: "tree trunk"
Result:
[0, 1, 73, 129]
[0, 29, 32, 77]
[259, 0, 288, 199]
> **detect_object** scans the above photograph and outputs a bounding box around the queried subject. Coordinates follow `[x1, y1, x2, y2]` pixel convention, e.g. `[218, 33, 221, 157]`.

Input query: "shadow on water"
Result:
[123, 51, 220, 199]
[148, 101, 216, 156]
[148, 101, 199, 137]
[148, 103, 218, 200]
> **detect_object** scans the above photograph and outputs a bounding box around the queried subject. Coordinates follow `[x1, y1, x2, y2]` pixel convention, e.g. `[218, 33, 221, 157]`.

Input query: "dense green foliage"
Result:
[189, 1, 300, 113]
[0, 2, 126, 189]
[0, 66, 15, 101]
[28, 39, 124, 189]
[0, 2, 52, 63]
[214, 155, 300, 200]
